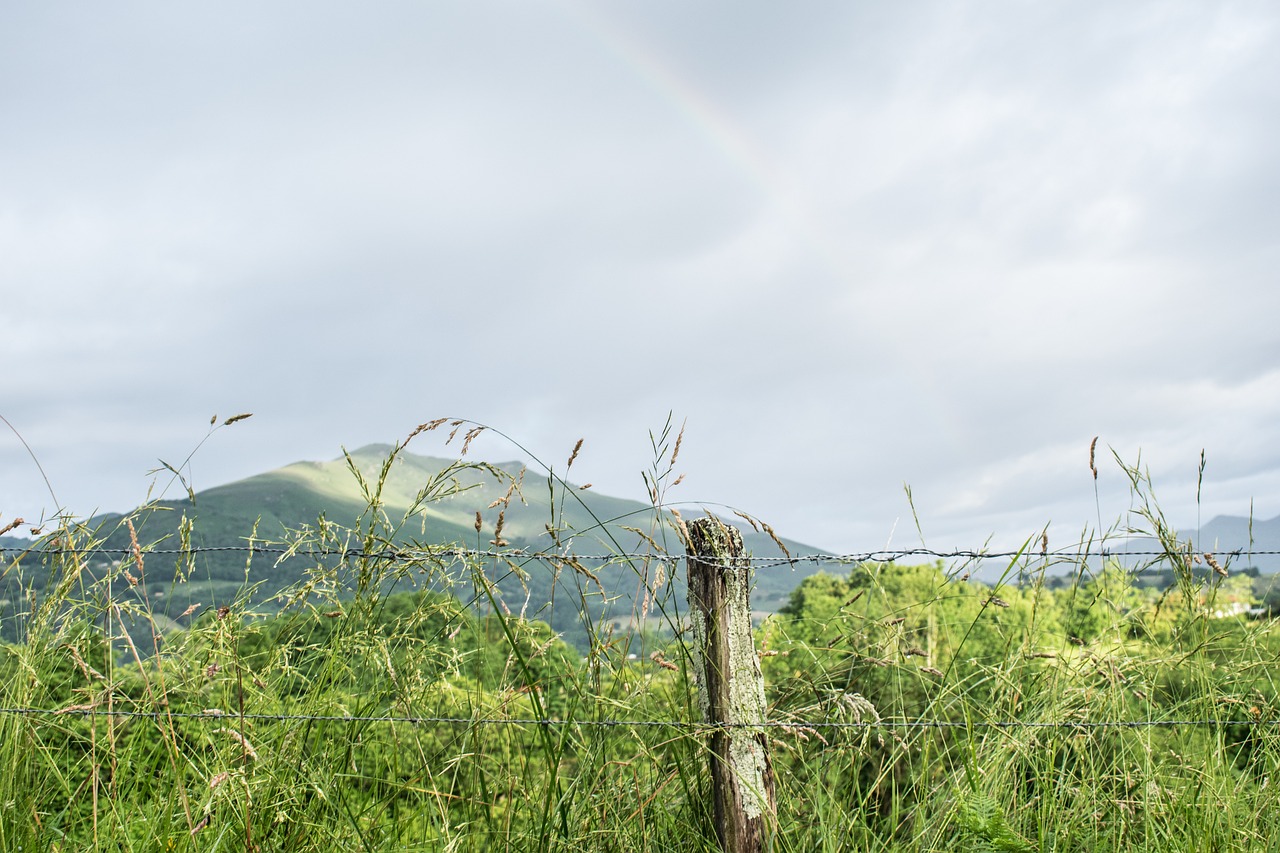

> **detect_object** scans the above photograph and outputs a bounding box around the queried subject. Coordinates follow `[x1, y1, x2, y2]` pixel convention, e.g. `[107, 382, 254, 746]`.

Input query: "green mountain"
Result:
[8, 444, 836, 648]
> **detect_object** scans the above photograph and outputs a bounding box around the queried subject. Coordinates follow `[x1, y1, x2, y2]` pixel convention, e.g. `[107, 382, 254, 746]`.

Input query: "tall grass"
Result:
[1, 421, 1279, 850]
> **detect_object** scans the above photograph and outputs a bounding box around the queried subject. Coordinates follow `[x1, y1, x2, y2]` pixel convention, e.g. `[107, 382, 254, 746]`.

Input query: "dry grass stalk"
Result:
[732, 510, 761, 533]
[222, 413, 253, 426]
[1204, 552, 1227, 577]
[126, 518, 144, 578]
[1090, 436, 1099, 480]
[621, 526, 662, 553]
[670, 422, 684, 466]
[213, 728, 259, 761]
[984, 596, 1010, 608]
[490, 510, 508, 546]
[579, 483, 592, 490]
[649, 650, 679, 672]
[460, 426, 486, 456]
[760, 519, 792, 559]
[474, 512, 483, 534]
[179, 603, 202, 618]
[669, 509, 691, 550]
[567, 438, 584, 469]
[66, 644, 105, 681]
[565, 557, 601, 590]
[0, 517, 23, 536]
[405, 417, 448, 444]
[56, 700, 105, 715]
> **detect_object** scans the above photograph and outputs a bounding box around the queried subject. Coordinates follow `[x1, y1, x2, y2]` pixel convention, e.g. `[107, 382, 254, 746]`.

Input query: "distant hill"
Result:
[1114, 513, 1280, 574]
[3, 444, 839, 648]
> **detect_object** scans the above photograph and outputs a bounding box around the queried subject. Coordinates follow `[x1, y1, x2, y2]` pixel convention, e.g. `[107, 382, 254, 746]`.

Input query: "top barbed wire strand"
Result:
[2, 544, 1274, 570]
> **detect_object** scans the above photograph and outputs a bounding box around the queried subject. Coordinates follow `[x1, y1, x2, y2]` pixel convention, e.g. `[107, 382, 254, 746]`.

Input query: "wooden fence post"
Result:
[686, 517, 777, 853]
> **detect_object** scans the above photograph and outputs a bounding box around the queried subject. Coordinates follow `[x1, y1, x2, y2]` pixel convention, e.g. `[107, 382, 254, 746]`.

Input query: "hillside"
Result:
[1114, 512, 1280, 573]
[6, 444, 836, 647]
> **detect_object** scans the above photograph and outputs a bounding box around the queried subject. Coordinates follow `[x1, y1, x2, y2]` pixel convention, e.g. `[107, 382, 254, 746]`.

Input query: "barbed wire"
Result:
[0, 705, 1273, 731]
[3, 543, 1277, 570]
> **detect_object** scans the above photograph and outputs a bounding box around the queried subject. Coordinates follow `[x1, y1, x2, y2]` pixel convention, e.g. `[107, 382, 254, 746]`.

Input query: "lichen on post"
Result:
[686, 517, 777, 852]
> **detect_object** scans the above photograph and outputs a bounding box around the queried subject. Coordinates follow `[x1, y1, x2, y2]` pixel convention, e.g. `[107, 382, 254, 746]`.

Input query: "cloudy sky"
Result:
[3, 1, 1278, 555]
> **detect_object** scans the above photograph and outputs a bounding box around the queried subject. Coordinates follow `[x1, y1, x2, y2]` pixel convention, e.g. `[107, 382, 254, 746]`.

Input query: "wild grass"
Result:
[1, 420, 1278, 850]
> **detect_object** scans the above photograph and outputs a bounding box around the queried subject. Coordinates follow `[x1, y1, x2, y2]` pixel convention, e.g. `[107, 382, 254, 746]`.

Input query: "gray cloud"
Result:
[3, 1, 1278, 554]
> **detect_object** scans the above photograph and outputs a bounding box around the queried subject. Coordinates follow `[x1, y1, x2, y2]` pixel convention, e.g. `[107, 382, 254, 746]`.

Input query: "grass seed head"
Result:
[1204, 552, 1227, 577]
[460, 426, 485, 456]
[214, 728, 259, 760]
[406, 417, 448, 443]
[126, 518, 144, 577]
[670, 423, 684, 466]
[760, 520, 792, 559]
[567, 438, 584, 469]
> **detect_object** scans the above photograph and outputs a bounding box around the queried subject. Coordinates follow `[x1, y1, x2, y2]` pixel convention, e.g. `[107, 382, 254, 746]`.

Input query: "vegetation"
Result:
[4, 440, 833, 651]
[3, 418, 1280, 850]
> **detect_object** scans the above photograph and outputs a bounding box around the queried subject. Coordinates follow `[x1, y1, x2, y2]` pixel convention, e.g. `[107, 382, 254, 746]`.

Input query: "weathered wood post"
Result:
[686, 517, 777, 853]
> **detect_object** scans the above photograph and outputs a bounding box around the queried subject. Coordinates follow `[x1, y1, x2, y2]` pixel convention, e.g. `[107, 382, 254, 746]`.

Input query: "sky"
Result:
[3, 1, 1279, 556]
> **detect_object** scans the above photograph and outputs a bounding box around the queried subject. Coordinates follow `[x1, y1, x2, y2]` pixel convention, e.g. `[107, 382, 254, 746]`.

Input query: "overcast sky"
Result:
[3, 1, 1278, 555]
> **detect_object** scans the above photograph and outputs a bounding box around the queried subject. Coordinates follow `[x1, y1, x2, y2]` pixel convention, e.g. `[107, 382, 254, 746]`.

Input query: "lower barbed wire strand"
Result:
[0, 706, 1272, 730]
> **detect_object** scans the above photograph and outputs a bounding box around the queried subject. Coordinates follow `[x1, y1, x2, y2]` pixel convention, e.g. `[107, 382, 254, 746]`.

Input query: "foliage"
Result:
[2, 425, 1280, 850]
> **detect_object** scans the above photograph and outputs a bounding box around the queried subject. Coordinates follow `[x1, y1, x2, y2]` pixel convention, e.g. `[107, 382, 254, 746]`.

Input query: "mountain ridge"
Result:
[1, 444, 838, 647]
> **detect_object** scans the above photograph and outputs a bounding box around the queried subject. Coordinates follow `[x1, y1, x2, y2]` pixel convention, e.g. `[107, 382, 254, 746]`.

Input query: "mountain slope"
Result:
[53, 445, 837, 645]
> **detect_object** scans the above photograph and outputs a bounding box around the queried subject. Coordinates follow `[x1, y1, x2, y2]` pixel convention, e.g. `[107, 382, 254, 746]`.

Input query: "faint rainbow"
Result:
[554, 1, 853, 278]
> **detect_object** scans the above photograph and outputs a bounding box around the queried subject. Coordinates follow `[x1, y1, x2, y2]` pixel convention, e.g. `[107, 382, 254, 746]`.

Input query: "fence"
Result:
[3, 519, 1280, 851]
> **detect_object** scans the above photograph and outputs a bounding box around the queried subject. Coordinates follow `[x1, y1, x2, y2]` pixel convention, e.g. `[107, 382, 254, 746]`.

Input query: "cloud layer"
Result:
[4, 1, 1278, 552]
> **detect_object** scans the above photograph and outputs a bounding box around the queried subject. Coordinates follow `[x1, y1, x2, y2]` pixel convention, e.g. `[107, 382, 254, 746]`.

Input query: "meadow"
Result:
[2, 420, 1279, 851]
